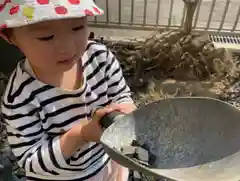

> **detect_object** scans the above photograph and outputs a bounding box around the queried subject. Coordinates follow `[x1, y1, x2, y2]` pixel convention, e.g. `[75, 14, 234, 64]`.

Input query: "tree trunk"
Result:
[183, 0, 200, 33]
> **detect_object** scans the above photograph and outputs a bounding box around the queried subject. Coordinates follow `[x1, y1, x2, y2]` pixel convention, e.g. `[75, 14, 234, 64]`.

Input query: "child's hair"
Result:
[1, 28, 13, 45]
[2, 28, 12, 38]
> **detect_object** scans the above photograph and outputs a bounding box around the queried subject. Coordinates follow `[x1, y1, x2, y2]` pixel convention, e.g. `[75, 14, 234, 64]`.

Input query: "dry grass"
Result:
[102, 30, 240, 107]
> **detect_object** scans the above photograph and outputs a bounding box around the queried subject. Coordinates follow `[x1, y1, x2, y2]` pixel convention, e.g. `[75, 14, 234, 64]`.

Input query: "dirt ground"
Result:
[121, 56, 232, 107]
[127, 77, 226, 107]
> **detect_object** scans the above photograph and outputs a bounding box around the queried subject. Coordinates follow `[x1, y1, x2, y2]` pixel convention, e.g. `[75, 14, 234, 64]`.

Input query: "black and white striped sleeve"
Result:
[105, 49, 133, 104]
[1, 101, 68, 177]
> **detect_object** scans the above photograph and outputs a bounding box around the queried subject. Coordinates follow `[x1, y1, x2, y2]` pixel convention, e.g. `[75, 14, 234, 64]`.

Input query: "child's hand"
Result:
[81, 106, 114, 142]
[106, 102, 137, 114]
[81, 103, 136, 142]
[60, 107, 114, 158]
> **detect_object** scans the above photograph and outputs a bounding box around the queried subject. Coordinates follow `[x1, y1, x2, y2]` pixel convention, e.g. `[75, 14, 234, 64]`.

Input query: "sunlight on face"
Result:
[11, 17, 88, 74]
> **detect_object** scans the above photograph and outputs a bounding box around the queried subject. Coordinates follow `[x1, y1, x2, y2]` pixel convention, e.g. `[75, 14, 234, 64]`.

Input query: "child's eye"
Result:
[72, 25, 84, 31]
[37, 35, 54, 41]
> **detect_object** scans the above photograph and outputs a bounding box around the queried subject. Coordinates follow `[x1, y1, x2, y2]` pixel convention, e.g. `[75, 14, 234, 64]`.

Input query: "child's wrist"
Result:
[60, 126, 87, 159]
[68, 123, 88, 146]
[80, 123, 90, 142]
[76, 124, 88, 144]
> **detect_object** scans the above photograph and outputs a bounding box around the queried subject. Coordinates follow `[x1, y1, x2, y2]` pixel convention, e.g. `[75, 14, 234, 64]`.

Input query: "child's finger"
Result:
[92, 107, 114, 120]
[106, 103, 137, 114]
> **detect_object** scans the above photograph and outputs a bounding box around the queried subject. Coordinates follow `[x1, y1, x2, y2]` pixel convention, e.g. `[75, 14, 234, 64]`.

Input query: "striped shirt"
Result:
[1, 41, 133, 181]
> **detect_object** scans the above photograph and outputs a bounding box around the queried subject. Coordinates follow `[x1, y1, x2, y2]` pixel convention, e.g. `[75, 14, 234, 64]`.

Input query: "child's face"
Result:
[10, 17, 88, 74]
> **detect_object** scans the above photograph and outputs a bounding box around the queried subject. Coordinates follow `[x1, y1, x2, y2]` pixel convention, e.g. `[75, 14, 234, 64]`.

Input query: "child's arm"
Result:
[105, 49, 134, 104]
[1, 101, 85, 177]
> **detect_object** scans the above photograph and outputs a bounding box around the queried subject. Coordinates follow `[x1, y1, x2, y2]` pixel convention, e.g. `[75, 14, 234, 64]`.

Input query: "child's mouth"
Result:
[58, 55, 76, 64]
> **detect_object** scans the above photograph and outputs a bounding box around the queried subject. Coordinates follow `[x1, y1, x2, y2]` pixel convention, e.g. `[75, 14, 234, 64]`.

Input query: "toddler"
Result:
[0, 0, 136, 181]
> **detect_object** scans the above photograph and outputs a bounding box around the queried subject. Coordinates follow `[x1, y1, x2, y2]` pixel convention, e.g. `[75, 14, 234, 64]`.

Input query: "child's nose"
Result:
[55, 36, 76, 56]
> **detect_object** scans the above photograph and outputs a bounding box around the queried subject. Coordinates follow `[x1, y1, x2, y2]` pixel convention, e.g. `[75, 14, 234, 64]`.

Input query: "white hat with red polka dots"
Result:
[0, 0, 104, 30]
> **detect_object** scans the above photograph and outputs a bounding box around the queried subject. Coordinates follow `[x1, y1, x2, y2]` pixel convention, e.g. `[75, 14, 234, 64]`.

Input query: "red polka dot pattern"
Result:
[0, 24, 7, 29]
[0, 0, 11, 13]
[84, 9, 94, 16]
[36, 0, 49, 5]
[55, 6, 68, 15]
[0, 0, 104, 31]
[93, 7, 101, 14]
[0, 24, 7, 31]
[68, 0, 80, 4]
[9, 5, 19, 15]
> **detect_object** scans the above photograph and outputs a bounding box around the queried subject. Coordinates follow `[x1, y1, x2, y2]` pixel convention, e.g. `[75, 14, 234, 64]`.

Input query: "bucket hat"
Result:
[0, 0, 104, 30]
